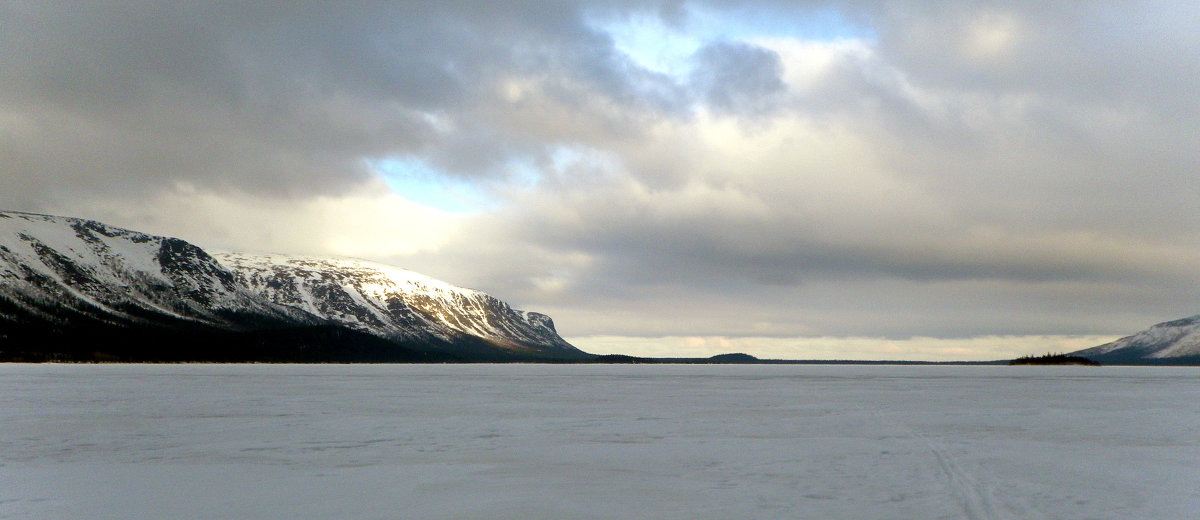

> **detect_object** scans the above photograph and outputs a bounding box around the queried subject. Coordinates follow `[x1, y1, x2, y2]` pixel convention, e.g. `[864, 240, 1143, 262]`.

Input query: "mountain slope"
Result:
[1071, 315, 1200, 365]
[0, 211, 309, 330]
[0, 211, 586, 362]
[214, 251, 584, 360]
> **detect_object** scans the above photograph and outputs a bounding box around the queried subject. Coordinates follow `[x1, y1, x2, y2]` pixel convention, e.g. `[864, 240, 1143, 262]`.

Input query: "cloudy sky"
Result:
[3, 1, 1199, 360]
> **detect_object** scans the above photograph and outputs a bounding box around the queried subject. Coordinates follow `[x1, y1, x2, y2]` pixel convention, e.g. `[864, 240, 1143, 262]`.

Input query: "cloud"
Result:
[690, 41, 786, 114]
[3, 1, 1199, 358]
[0, 1, 687, 201]
[77, 180, 464, 259]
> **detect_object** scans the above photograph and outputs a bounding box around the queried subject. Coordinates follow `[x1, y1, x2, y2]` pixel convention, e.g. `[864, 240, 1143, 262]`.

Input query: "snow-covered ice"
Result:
[3, 364, 1199, 519]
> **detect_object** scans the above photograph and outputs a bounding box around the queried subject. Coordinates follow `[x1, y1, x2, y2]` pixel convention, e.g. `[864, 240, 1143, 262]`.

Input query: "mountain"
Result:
[213, 251, 581, 360]
[0, 211, 588, 362]
[1070, 315, 1200, 365]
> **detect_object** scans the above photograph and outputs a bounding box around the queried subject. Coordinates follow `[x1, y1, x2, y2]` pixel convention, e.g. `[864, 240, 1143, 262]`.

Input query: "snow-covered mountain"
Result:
[214, 251, 578, 357]
[0, 211, 308, 329]
[1071, 315, 1200, 365]
[0, 211, 586, 362]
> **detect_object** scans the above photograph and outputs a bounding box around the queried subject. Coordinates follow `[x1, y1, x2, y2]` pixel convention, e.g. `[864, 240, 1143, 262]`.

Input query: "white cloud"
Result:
[758, 36, 874, 93]
[965, 11, 1021, 60]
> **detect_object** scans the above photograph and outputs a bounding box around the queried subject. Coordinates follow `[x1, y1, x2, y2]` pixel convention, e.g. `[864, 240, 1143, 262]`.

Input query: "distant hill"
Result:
[1070, 315, 1200, 365]
[586, 353, 761, 364]
[704, 353, 759, 363]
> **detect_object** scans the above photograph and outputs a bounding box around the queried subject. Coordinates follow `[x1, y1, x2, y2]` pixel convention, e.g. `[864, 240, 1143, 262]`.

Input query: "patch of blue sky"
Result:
[369, 153, 555, 213]
[594, 4, 873, 79]
[369, 157, 494, 214]
[604, 14, 702, 78]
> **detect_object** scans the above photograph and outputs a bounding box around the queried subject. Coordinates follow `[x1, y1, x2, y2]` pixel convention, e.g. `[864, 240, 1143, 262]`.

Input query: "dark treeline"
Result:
[1009, 353, 1100, 366]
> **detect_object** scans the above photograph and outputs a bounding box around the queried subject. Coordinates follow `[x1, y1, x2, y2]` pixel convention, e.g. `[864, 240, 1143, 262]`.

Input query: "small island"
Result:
[1009, 353, 1100, 366]
[586, 353, 761, 364]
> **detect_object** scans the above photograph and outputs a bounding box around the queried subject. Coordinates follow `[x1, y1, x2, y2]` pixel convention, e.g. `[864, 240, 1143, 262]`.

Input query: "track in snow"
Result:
[871, 410, 1013, 520]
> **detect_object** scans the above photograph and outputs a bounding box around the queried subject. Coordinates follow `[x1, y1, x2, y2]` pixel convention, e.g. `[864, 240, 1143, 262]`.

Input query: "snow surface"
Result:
[3, 364, 1199, 520]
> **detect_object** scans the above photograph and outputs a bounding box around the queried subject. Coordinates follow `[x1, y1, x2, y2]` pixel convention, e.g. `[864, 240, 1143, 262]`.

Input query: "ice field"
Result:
[3, 363, 1199, 519]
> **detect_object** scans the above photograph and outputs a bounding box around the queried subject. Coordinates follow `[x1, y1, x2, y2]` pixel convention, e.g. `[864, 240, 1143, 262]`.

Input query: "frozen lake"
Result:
[3, 364, 1199, 519]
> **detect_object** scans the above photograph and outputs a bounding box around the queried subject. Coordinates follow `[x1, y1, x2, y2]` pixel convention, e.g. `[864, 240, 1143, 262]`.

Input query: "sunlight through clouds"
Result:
[78, 181, 465, 259]
[4, 1, 1199, 359]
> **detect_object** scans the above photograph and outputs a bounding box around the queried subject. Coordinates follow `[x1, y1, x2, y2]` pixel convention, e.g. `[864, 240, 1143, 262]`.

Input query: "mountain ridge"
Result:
[0, 211, 588, 362]
[1070, 314, 1200, 365]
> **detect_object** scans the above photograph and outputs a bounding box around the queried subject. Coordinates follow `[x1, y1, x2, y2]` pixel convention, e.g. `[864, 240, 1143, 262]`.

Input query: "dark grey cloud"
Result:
[0, 0, 687, 203]
[690, 41, 785, 114]
[1, 3, 437, 200]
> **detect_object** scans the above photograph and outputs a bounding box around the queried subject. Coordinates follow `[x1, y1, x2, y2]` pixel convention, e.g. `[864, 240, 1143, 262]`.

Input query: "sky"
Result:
[2, 1, 1199, 360]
